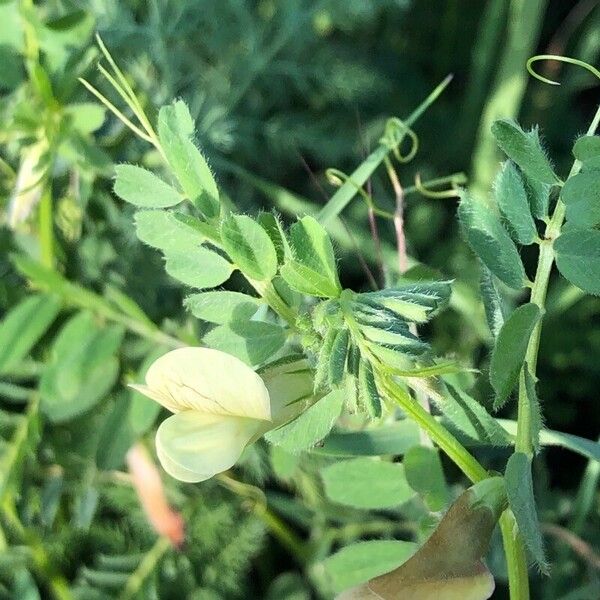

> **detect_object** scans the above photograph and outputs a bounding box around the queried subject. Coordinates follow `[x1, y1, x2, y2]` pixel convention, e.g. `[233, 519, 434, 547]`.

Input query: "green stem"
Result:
[380, 377, 488, 483]
[249, 278, 298, 329]
[500, 511, 530, 600]
[510, 101, 600, 596]
[38, 186, 54, 269]
[515, 102, 600, 454]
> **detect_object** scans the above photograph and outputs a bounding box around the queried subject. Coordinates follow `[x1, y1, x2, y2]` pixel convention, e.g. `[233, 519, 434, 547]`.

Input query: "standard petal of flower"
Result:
[155, 410, 263, 482]
[143, 347, 271, 420]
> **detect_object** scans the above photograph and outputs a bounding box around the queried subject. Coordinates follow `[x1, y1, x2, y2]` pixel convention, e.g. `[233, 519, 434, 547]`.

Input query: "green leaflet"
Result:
[157, 100, 220, 219]
[561, 172, 600, 228]
[136, 206, 231, 288]
[321, 457, 414, 509]
[358, 359, 381, 418]
[479, 266, 506, 338]
[572, 134, 600, 162]
[0, 294, 61, 375]
[443, 382, 511, 445]
[494, 161, 537, 244]
[312, 421, 421, 457]
[164, 245, 234, 289]
[265, 390, 344, 453]
[114, 164, 183, 209]
[185, 291, 261, 324]
[491, 119, 559, 185]
[458, 192, 526, 289]
[523, 364, 543, 454]
[524, 174, 551, 219]
[403, 445, 449, 511]
[490, 303, 541, 410]
[280, 216, 341, 298]
[134, 209, 206, 252]
[40, 312, 124, 423]
[203, 320, 285, 366]
[64, 102, 105, 135]
[220, 214, 278, 281]
[328, 328, 349, 386]
[505, 452, 548, 572]
[554, 229, 600, 296]
[322, 540, 417, 594]
[257, 212, 290, 264]
[96, 393, 134, 471]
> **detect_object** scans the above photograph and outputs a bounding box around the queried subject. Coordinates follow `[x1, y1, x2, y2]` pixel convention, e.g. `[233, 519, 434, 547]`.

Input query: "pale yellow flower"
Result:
[131, 347, 311, 482]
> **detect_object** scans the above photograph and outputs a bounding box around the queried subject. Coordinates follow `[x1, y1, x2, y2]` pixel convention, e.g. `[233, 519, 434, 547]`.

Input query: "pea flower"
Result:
[131, 347, 312, 482]
[337, 478, 505, 600]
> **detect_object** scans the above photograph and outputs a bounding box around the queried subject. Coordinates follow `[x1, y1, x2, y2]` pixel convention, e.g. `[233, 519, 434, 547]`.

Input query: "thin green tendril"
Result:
[379, 117, 419, 163]
[527, 55, 600, 86]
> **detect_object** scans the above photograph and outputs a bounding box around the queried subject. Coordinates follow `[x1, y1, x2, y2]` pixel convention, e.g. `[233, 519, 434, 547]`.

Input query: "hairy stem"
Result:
[509, 100, 600, 597]
[379, 377, 488, 483]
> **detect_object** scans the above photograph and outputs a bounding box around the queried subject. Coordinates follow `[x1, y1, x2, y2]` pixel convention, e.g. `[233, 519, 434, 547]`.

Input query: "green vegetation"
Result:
[1, 2, 599, 599]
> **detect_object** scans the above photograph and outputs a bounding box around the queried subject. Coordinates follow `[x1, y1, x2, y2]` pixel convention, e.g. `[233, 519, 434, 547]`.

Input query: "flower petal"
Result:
[369, 563, 494, 600]
[139, 347, 271, 420]
[155, 410, 263, 482]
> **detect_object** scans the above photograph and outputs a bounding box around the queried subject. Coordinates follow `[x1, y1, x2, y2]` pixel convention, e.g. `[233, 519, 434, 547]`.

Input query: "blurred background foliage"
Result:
[0, 0, 599, 598]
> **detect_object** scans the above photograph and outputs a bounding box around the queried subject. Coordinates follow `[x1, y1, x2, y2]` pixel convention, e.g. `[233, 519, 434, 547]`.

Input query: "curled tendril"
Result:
[527, 54, 600, 86]
[326, 168, 375, 208]
[325, 168, 394, 220]
[379, 117, 419, 163]
[414, 172, 462, 199]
